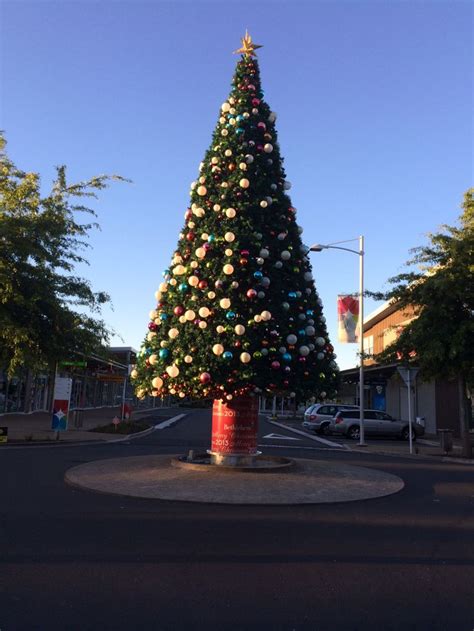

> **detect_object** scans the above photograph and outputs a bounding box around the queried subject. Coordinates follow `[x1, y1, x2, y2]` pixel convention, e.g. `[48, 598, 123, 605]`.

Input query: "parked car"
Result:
[302, 403, 359, 435]
[331, 409, 425, 441]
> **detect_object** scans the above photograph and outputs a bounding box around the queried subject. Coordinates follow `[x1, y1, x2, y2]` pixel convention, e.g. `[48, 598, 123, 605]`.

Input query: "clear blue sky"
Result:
[1, 1, 472, 369]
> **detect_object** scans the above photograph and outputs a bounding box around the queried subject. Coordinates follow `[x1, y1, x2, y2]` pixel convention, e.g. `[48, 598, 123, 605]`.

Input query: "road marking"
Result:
[262, 433, 300, 441]
[258, 443, 345, 452]
[267, 420, 347, 449]
[154, 414, 186, 429]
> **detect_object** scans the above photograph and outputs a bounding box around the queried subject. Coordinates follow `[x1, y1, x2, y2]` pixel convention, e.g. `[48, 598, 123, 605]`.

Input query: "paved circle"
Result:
[65, 455, 404, 504]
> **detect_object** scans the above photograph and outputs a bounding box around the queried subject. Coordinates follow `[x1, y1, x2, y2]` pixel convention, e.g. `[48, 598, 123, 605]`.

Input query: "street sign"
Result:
[51, 377, 72, 431]
[397, 367, 419, 387]
[0, 427, 8, 444]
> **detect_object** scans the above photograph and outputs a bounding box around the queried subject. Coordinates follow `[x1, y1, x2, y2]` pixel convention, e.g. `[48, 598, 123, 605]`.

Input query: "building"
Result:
[339, 301, 466, 437]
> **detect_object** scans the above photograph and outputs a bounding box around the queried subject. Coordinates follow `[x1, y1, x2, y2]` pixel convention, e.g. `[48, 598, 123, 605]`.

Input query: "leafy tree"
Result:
[371, 189, 474, 454]
[132, 36, 338, 403]
[0, 133, 126, 376]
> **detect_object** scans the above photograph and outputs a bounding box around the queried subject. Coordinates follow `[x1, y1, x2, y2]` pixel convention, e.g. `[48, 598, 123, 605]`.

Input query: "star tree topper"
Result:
[233, 31, 262, 58]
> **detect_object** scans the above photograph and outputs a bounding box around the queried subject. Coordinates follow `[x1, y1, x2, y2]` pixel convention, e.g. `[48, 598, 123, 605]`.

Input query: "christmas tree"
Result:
[132, 33, 338, 407]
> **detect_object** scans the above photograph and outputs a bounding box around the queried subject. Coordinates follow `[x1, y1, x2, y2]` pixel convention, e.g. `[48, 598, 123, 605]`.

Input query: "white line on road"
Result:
[154, 414, 186, 429]
[258, 443, 346, 452]
[262, 433, 300, 441]
[267, 419, 347, 449]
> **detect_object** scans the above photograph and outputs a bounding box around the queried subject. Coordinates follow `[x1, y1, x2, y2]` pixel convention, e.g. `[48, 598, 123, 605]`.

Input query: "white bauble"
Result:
[212, 344, 224, 356]
[197, 185, 207, 196]
[306, 326, 316, 336]
[234, 324, 245, 335]
[195, 247, 206, 259]
[149, 354, 158, 366]
[219, 298, 231, 309]
[260, 200, 268, 208]
[317, 352, 325, 360]
[259, 248, 269, 258]
[184, 355, 193, 363]
[304, 272, 313, 282]
[152, 376, 163, 390]
[221, 102, 231, 112]
[185, 310, 196, 321]
[316, 337, 326, 347]
[240, 352, 251, 363]
[166, 365, 179, 378]
[168, 328, 179, 339]
[275, 261, 283, 269]
[224, 232, 235, 242]
[261, 310, 272, 321]
[188, 276, 199, 287]
[263, 143, 273, 153]
[223, 264, 234, 275]
[239, 178, 250, 188]
[226, 208, 236, 218]
[286, 334, 298, 345]
[216, 325, 225, 333]
[282, 302, 290, 310]
[199, 307, 210, 318]
[280, 250, 291, 260]
[299, 346, 310, 357]
[283, 181, 292, 190]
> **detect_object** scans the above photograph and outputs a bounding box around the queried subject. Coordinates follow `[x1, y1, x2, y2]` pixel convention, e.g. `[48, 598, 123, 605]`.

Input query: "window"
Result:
[363, 335, 374, 356]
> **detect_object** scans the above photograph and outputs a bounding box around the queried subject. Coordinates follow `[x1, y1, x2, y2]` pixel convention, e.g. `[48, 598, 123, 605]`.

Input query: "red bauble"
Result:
[252, 98, 261, 106]
[239, 258, 248, 266]
[240, 249, 250, 257]
[199, 372, 211, 384]
[246, 289, 257, 299]
[186, 232, 195, 241]
[198, 280, 208, 289]
[148, 322, 157, 331]
[174, 306, 184, 316]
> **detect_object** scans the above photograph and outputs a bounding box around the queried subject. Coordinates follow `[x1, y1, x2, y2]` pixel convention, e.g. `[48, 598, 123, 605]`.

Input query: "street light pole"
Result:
[309, 236, 367, 446]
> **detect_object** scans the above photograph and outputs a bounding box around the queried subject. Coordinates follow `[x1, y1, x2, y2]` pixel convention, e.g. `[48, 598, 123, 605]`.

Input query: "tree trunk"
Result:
[459, 376, 473, 459]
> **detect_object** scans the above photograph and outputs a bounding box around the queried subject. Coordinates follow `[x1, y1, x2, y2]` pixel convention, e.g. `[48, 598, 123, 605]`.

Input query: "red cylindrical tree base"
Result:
[210, 395, 259, 466]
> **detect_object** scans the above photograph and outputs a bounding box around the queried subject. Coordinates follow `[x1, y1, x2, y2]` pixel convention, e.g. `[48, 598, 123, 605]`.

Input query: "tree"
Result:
[132, 35, 338, 405]
[371, 189, 474, 455]
[0, 133, 126, 376]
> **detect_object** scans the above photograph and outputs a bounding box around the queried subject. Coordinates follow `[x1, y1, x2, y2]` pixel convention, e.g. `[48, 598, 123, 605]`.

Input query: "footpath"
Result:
[267, 415, 474, 463]
[0, 406, 171, 444]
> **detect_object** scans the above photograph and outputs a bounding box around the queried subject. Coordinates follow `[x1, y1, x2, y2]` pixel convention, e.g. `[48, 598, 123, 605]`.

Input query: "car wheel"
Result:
[347, 425, 360, 440]
[401, 426, 416, 441]
[319, 423, 331, 436]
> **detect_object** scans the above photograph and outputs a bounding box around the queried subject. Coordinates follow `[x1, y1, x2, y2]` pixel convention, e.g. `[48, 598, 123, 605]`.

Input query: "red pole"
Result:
[210, 395, 259, 465]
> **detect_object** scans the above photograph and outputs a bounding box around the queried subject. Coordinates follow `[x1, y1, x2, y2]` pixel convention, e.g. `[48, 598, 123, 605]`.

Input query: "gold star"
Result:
[233, 30, 262, 58]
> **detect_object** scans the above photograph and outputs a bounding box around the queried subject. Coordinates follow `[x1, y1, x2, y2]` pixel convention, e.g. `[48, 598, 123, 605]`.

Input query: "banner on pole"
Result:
[337, 295, 359, 343]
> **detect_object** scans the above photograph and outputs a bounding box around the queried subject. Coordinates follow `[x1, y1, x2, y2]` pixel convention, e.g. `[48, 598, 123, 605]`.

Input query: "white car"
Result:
[302, 403, 359, 435]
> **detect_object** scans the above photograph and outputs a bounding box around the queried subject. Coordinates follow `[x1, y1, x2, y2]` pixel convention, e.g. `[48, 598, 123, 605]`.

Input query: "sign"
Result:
[96, 374, 125, 383]
[60, 361, 87, 368]
[51, 377, 72, 431]
[397, 367, 420, 387]
[211, 396, 259, 455]
[112, 416, 120, 426]
[337, 295, 359, 343]
[0, 427, 8, 444]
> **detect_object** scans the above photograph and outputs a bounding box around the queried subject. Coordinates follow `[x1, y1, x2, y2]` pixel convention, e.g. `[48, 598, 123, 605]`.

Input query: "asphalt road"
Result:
[0, 408, 473, 631]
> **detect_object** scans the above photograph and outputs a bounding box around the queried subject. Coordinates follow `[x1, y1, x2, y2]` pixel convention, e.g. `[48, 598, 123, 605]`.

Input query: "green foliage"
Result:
[371, 189, 474, 387]
[132, 55, 339, 402]
[0, 133, 127, 376]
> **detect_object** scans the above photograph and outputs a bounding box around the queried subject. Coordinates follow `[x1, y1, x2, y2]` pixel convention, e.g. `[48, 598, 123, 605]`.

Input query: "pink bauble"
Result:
[252, 98, 260, 106]
[199, 372, 211, 384]
[271, 361, 281, 370]
[246, 289, 257, 299]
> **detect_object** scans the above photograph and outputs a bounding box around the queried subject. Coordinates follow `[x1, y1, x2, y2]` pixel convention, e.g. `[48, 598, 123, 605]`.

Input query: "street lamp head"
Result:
[309, 244, 326, 252]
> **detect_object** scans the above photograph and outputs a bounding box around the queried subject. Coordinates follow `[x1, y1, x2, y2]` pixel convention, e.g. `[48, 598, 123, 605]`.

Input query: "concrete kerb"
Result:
[1, 412, 187, 450]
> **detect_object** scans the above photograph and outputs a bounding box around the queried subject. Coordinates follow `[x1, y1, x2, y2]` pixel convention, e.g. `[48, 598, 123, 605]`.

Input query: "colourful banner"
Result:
[337, 295, 359, 343]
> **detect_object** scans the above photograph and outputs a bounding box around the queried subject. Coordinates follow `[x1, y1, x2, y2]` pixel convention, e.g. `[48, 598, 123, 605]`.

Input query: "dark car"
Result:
[331, 409, 425, 441]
